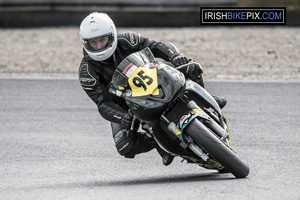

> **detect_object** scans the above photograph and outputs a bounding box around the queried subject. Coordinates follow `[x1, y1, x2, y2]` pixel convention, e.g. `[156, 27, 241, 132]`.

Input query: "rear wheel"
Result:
[185, 119, 250, 178]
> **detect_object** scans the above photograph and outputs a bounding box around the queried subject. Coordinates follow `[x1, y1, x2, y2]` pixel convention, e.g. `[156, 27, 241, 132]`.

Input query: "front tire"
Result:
[185, 119, 250, 178]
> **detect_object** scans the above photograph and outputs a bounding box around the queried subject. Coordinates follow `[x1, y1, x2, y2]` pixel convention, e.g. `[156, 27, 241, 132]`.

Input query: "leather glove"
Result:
[177, 62, 204, 87]
[120, 113, 133, 129]
[188, 62, 203, 79]
[171, 53, 189, 67]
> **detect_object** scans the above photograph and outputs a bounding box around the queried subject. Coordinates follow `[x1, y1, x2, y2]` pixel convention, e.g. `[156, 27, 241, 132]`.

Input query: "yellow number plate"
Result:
[128, 67, 159, 97]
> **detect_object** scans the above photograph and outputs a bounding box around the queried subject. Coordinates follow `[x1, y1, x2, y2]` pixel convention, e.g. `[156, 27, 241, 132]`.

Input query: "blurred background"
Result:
[0, 0, 299, 81]
[0, 0, 299, 27]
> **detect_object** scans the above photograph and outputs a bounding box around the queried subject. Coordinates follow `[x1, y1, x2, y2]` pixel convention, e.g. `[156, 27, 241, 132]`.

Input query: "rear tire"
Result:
[185, 119, 250, 178]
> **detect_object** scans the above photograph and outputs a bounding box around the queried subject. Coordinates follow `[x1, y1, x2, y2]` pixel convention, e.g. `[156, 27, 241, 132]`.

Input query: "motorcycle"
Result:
[109, 47, 250, 178]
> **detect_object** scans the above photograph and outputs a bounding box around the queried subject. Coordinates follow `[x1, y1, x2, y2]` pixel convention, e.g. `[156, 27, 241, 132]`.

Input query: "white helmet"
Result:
[79, 12, 117, 61]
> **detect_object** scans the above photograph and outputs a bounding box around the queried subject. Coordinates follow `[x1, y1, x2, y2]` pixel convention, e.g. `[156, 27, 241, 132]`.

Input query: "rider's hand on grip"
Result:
[171, 53, 189, 67]
[176, 61, 204, 87]
[189, 62, 204, 87]
[189, 62, 203, 77]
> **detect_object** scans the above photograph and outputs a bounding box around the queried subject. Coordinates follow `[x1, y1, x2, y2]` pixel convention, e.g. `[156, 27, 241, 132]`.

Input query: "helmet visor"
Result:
[82, 33, 115, 53]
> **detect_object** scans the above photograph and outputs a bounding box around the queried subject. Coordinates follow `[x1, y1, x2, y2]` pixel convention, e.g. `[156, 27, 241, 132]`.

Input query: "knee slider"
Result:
[114, 129, 135, 158]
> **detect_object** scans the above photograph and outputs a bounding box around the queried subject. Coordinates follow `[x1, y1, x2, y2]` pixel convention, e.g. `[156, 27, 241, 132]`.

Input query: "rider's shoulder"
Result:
[118, 31, 141, 47]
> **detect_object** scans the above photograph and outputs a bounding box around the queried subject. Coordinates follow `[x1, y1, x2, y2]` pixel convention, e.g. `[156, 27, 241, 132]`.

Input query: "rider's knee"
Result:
[113, 129, 136, 158]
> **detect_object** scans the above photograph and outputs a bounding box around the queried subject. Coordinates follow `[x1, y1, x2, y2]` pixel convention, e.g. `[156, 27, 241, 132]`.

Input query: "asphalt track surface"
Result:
[1, 78, 299, 200]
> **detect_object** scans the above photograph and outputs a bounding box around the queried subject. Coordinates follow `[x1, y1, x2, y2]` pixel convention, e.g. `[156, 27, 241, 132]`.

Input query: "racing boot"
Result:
[212, 95, 227, 109]
[141, 123, 175, 166]
[156, 146, 174, 166]
[134, 132, 157, 153]
[135, 132, 175, 166]
[118, 131, 157, 159]
[162, 153, 175, 166]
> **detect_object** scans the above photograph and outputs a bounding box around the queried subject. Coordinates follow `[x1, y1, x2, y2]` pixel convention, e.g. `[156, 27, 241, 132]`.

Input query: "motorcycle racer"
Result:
[78, 12, 227, 166]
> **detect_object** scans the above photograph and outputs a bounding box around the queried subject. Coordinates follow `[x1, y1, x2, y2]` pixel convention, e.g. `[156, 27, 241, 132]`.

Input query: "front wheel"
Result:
[185, 119, 250, 178]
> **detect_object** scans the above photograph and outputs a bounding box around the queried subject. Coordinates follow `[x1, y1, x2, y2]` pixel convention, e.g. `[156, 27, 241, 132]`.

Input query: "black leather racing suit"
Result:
[79, 32, 186, 123]
[79, 32, 189, 158]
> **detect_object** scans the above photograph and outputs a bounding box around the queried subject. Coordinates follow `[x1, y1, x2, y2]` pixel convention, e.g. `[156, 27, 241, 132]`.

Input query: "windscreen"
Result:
[111, 47, 155, 87]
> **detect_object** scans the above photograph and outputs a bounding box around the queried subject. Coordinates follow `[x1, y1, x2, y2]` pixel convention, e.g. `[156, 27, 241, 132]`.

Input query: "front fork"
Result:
[160, 95, 230, 161]
[160, 115, 210, 162]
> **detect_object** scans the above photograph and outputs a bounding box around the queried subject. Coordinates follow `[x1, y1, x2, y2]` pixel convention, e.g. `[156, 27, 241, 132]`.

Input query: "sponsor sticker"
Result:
[123, 63, 138, 78]
[179, 113, 192, 130]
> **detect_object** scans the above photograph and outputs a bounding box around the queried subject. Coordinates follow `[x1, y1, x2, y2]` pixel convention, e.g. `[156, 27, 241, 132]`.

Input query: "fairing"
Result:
[110, 47, 185, 122]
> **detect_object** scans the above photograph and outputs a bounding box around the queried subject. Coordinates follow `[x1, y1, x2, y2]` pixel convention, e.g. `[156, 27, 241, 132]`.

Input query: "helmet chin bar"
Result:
[87, 44, 117, 61]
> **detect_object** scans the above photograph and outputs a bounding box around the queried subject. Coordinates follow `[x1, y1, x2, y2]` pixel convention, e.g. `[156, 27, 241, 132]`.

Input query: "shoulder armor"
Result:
[79, 63, 96, 87]
[118, 32, 139, 47]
